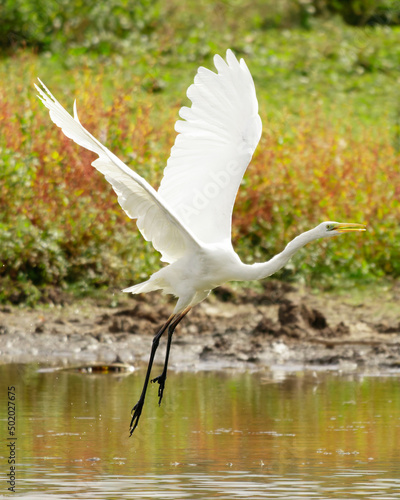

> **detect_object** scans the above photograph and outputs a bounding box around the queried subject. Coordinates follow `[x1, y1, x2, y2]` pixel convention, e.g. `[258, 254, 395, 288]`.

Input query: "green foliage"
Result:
[232, 112, 400, 287]
[1, 3, 400, 303]
[0, 0, 160, 53]
[0, 147, 159, 303]
[1, 0, 399, 57]
[323, 0, 400, 26]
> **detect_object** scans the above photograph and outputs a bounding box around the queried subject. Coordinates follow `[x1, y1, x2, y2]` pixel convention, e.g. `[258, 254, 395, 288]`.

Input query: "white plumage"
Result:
[36, 50, 365, 435]
[159, 50, 262, 246]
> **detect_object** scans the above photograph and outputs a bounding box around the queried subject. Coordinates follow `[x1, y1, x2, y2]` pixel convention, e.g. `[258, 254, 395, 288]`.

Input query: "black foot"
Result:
[151, 373, 167, 406]
[129, 399, 144, 436]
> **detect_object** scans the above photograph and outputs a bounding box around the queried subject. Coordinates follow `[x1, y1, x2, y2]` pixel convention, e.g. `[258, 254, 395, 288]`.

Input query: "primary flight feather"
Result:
[36, 49, 365, 435]
[159, 50, 262, 246]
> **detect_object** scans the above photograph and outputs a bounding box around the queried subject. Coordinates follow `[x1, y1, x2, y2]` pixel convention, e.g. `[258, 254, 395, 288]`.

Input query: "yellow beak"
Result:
[331, 222, 366, 233]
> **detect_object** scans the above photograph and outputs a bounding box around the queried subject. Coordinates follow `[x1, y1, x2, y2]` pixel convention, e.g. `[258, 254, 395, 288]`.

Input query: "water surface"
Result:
[0, 364, 399, 499]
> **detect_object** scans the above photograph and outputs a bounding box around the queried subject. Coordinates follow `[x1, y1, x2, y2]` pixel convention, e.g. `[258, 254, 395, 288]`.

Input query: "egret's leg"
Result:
[129, 314, 175, 436]
[151, 307, 191, 406]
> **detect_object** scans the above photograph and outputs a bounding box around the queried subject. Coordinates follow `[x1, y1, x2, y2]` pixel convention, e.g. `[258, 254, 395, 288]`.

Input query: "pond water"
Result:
[0, 363, 400, 499]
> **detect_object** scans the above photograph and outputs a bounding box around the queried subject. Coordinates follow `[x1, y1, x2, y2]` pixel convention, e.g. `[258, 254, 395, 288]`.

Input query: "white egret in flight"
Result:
[35, 50, 365, 435]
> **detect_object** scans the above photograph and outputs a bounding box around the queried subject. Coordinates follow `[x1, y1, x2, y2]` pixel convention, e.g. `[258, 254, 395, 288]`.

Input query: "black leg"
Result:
[151, 308, 190, 406]
[129, 314, 175, 436]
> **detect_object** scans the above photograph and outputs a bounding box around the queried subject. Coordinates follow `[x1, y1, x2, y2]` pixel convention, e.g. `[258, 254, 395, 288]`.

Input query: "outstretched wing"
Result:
[35, 79, 201, 264]
[158, 49, 262, 247]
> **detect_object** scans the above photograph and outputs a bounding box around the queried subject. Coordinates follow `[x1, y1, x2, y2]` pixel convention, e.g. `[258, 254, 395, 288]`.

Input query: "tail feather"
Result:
[123, 267, 175, 297]
[123, 280, 161, 295]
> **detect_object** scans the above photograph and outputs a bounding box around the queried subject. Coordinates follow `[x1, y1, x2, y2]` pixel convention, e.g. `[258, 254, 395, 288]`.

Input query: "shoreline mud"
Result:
[1, 281, 399, 373]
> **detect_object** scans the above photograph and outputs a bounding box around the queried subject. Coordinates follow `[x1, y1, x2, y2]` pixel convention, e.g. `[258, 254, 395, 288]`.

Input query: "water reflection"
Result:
[0, 364, 399, 498]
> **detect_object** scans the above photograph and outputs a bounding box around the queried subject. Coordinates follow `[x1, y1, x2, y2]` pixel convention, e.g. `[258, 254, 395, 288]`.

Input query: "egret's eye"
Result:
[326, 224, 334, 231]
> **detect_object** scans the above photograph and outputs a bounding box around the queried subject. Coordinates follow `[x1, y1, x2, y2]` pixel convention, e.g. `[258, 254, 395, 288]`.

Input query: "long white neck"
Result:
[238, 227, 322, 281]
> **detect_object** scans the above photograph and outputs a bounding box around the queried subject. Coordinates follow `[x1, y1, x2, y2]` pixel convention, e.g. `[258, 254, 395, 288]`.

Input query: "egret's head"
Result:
[318, 221, 366, 238]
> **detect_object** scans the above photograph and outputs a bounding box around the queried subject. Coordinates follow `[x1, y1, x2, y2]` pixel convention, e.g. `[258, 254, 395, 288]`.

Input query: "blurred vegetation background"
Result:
[0, 0, 399, 304]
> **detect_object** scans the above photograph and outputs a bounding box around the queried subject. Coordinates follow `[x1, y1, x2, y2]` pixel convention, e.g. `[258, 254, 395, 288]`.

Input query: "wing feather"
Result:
[158, 49, 262, 246]
[35, 79, 200, 264]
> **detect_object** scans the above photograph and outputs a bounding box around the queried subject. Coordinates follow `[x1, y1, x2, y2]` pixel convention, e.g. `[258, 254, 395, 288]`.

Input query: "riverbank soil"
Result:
[0, 281, 399, 372]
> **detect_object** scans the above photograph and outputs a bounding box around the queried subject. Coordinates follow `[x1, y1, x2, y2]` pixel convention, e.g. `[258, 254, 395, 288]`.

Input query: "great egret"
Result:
[35, 49, 365, 435]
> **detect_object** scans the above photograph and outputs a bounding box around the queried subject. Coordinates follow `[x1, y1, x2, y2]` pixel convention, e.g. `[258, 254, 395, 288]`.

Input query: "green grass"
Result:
[1, 8, 400, 304]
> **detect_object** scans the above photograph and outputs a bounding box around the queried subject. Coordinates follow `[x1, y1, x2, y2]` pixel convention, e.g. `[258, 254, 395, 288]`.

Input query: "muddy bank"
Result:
[0, 281, 399, 372]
